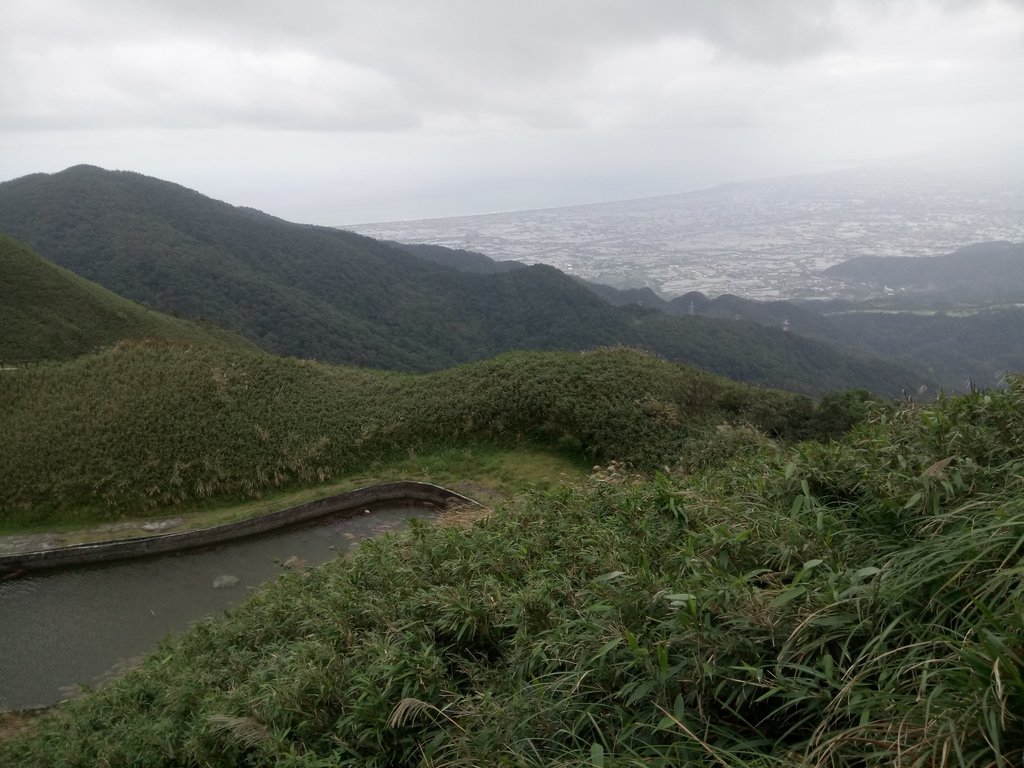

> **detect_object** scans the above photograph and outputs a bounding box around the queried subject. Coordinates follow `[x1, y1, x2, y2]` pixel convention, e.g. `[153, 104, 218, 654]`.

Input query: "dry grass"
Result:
[436, 504, 493, 529]
[0, 710, 47, 743]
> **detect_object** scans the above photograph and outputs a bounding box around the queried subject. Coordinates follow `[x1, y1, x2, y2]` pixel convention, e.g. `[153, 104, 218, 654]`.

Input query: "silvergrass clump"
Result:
[0, 342, 818, 526]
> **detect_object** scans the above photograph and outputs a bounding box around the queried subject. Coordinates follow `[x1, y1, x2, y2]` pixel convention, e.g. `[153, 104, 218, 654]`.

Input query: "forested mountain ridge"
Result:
[821, 240, 1024, 300]
[655, 288, 1022, 392]
[0, 233, 252, 360]
[0, 165, 921, 395]
[680, 291, 1024, 391]
[393, 237, 1023, 391]
[387, 241, 526, 273]
[0, 166, 465, 370]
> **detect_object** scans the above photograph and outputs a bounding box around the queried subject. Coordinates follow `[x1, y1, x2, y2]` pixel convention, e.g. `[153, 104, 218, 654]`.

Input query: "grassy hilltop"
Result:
[0, 342, 819, 526]
[3, 375, 1021, 766]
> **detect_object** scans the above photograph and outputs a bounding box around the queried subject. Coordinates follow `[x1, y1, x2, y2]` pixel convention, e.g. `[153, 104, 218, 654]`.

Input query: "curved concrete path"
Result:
[0, 481, 479, 574]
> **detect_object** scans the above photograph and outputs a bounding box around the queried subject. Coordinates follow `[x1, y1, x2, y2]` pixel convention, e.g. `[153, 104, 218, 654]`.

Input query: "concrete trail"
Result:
[0, 481, 480, 574]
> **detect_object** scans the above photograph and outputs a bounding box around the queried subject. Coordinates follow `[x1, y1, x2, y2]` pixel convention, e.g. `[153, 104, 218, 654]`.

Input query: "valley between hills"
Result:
[1, 166, 1022, 766]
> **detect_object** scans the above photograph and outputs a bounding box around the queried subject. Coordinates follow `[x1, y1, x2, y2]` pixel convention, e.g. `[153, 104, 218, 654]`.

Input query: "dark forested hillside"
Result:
[0, 233, 250, 360]
[392, 242, 1019, 391]
[647, 289, 1024, 391]
[0, 165, 921, 395]
[821, 241, 1024, 300]
[554, 269, 1020, 393]
[823, 308, 1024, 390]
[387, 241, 526, 273]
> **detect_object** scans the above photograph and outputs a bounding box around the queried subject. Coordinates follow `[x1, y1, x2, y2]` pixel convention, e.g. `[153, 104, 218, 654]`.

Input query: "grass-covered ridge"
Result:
[3, 378, 1021, 765]
[0, 343, 817, 525]
[0, 233, 250, 361]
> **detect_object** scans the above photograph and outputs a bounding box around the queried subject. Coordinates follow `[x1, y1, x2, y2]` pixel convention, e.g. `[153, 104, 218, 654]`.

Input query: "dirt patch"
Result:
[437, 504, 493, 528]
[447, 480, 506, 507]
[0, 516, 186, 556]
[0, 532, 68, 556]
[0, 707, 48, 743]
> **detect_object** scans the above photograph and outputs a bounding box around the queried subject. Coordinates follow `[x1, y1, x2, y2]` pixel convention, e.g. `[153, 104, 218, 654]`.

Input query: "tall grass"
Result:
[0, 341, 814, 524]
[3, 376, 1021, 765]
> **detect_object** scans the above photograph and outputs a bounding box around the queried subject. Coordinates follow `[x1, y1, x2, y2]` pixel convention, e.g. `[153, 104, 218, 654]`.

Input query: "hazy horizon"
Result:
[3, 1, 1023, 224]
[345, 156, 1024, 227]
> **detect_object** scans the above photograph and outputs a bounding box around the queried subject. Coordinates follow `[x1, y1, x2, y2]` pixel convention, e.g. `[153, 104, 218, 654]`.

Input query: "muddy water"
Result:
[0, 504, 435, 710]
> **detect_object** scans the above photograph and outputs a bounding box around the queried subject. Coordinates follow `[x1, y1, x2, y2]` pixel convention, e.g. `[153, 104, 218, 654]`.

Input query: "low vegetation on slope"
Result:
[3, 376, 1021, 766]
[0, 234, 249, 360]
[0, 343, 826, 525]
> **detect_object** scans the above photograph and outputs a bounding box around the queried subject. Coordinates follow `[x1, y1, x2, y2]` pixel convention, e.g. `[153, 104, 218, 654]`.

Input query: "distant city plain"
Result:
[350, 169, 1024, 300]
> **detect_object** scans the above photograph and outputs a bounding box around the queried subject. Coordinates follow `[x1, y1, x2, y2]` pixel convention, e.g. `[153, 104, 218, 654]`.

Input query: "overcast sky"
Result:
[2, 0, 1022, 224]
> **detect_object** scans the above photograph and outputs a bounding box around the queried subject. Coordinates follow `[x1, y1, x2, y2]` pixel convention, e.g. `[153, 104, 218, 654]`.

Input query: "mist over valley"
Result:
[351, 166, 1024, 302]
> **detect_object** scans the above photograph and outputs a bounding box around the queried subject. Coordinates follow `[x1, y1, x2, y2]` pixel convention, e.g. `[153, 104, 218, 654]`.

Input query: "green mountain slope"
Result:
[393, 238, 1020, 392]
[387, 241, 526, 273]
[0, 233, 251, 360]
[0, 342, 817, 523]
[821, 240, 1024, 300]
[0, 165, 921, 395]
[651, 290, 1024, 391]
[822, 307, 1024, 390]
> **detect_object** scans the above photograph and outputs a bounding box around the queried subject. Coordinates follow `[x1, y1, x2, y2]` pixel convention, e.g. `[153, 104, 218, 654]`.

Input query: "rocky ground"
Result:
[0, 516, 185, 556]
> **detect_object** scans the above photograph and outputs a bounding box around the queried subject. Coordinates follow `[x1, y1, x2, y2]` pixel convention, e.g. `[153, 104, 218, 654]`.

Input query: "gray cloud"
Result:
[0, 0, 871, 131]
[1, 0, 1022, 221]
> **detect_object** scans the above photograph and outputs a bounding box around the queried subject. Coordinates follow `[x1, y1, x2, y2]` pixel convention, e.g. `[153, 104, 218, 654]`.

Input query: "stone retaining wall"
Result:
[0, 482, 478, 574]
